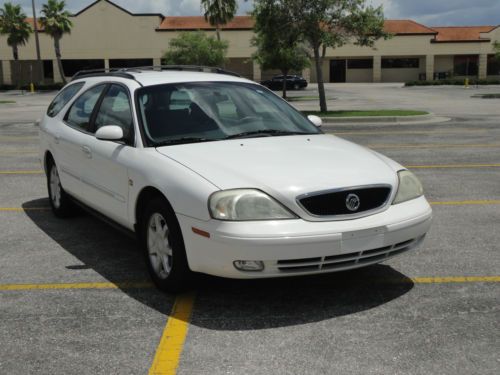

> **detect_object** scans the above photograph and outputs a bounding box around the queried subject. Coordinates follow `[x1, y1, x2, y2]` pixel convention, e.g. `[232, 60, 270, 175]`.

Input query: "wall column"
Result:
[373, 55, 381, 83]
[2, 60, 12, 85]
[253, 62, 261, 82]
[153, 58, 162, 67]
[426, 55, 434, 81]
[104, 59, 110, 70]
[478, 54, 488, 79]
[302, 67, 311, 82]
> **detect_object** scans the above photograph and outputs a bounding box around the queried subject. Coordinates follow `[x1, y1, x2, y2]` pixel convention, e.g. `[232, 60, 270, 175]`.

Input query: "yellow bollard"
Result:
[30, 83, 35, 93]
[464, 78, 469, 88]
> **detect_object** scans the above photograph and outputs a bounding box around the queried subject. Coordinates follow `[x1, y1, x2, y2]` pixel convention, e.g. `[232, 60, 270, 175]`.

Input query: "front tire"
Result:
[47, 160, 75, 218]
[140, 197, 192, 292]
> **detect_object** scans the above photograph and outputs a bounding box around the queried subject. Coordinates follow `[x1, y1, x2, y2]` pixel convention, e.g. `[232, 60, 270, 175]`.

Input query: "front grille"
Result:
[298, 186, 391, 217]
[276, 236, 422, 273]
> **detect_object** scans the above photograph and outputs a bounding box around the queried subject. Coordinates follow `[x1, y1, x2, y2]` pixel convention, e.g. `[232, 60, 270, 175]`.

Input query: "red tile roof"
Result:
[25, 18, 43, 31]
[432, 26, 497, 42]
[158, 16, 254, 30]
[383, 20, 437, 35]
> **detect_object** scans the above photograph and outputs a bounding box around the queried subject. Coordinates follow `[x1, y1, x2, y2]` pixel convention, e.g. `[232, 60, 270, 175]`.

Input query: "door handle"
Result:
[81, 146, 92, 159]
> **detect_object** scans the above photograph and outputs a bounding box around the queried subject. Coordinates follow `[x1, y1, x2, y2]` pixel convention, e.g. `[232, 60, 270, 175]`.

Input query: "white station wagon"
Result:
[39, 67, 432, 291]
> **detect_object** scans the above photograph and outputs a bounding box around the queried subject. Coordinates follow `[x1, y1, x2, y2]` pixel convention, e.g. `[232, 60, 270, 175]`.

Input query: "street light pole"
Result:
[32, 0, 41, 61]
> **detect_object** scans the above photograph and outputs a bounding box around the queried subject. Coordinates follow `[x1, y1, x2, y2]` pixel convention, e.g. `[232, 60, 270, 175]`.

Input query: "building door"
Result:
[330, 60, 346, 83]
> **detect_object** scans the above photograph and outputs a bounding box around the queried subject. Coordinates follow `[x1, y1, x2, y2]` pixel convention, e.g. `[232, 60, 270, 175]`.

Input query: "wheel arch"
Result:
[43, 151, 54, 175]
[134, 186, 171, 230]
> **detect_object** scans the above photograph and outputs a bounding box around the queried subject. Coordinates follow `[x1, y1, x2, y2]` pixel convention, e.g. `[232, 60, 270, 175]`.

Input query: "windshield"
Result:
[137, 82, 321, 146]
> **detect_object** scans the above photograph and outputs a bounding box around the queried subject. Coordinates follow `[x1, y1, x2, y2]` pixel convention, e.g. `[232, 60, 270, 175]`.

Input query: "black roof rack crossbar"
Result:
[71, 68, 142, 81]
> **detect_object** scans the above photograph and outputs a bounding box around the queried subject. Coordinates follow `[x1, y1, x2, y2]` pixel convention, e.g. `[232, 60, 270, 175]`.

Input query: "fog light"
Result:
[233, 260, 265, 272]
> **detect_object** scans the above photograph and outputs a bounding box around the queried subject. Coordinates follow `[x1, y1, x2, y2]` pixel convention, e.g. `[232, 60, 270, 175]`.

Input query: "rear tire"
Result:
[47, 160, 75, 218]
[140, 197, 192, 292]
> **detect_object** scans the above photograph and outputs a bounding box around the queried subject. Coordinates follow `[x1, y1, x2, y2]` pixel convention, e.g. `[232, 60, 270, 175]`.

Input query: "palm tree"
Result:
[201, 0, 237, 41]
[0, 2, 32, 60]
[40, 0, 72, 83]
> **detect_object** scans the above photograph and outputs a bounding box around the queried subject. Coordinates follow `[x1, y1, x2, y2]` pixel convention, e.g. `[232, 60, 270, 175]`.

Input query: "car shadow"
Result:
[22, 198, 173, 315]
[23, 198, 414, 330]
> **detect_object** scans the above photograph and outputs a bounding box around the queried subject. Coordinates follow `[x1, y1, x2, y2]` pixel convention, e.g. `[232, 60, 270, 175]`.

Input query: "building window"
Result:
[61, 59, 105, 77]
[487, 55, 500, 76]
[347, 59, 373, 69]
[382, 58, 420, 69]
[109, 59, 154, 69]
[43, 60, 54, 79]
[453, 55, 478, 76]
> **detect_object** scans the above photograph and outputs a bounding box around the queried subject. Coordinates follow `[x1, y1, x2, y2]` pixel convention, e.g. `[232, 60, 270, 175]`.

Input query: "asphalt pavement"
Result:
[0, 87, 499, 375]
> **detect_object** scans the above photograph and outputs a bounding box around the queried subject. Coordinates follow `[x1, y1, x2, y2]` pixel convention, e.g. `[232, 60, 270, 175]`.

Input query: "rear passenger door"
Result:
[80, 84, 134, 225]
[58, 83, 108, 200]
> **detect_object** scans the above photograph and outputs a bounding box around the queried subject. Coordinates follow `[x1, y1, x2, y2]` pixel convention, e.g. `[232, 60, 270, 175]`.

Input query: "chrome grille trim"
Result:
[296, 184, 393, 221]
[275, 235, 424, 273]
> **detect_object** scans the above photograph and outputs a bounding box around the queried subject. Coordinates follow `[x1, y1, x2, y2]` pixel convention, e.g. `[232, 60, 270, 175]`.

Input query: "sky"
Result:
[5, 0, 500, 27]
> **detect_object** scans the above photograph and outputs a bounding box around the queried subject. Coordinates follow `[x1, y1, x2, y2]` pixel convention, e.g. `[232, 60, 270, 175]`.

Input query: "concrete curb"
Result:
[320, 113, 451, 126]
[321, 113, 433, 123]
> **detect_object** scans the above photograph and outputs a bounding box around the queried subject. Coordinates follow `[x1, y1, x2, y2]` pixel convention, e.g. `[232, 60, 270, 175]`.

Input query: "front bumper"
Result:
[178, 196, 432, 278]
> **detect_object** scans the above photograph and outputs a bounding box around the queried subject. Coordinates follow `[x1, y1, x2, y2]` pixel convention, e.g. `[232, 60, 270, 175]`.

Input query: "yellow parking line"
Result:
[0, 170, 43, 174]
[412, 276, 500, 284]
[0, 151, 38, 155]
[0, 136, 38, 141]
[430, 200, 500, 206]
[0, 282, 154, 291]
[367, 144, 500, 149]
[407, 163, 500, 169]
[148, 293, 196, 375]
[0, 277, 498, 293]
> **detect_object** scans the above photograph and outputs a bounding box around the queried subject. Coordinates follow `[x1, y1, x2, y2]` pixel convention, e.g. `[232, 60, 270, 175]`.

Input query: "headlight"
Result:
[393, 170, 424, 204]
[209, 189, 297, 221]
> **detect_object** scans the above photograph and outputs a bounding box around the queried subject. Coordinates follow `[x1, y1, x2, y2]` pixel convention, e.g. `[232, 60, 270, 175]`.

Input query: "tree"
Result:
[201, 0, 237, 41]
[0, 2, 32, 60]
[40, 0, 72, 84]
[494, 41, 500, 60]
[252, 0, 309, 99]
[286, 0, 388, 112]
[163, 31, 228, 66]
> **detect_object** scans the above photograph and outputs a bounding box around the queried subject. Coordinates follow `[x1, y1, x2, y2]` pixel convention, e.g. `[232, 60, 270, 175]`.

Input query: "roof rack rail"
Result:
[71, 65, 242, 82]
[134, 65, 242, 77]
[71, 68, 141, 81]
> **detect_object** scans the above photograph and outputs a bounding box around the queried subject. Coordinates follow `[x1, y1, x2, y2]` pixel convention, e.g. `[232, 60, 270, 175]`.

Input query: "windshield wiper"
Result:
[224, 129, 312, 139]
[154, 137, 215, 147]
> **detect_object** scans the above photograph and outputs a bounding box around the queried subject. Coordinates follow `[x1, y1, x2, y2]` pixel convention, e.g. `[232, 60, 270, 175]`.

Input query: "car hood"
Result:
[156, 134, 400, 216]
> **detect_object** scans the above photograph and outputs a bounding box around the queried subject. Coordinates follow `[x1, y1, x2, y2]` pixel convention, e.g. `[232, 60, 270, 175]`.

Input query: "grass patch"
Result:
[471, 93, 500, 99]
[302, 110, 428, 117]
[0, 100, 15, 104]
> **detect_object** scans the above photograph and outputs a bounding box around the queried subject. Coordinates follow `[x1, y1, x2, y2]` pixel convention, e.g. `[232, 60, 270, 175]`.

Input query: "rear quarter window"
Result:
[47, 82, 85, 117]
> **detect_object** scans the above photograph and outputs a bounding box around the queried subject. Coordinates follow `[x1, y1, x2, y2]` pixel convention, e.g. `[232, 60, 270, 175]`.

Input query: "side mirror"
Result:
[307, 115, 323, 127]
[95, 125, 124, 141]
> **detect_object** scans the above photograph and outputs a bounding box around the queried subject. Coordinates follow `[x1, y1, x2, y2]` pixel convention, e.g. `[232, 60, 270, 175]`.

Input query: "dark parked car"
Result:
[261, 75, 308, 90]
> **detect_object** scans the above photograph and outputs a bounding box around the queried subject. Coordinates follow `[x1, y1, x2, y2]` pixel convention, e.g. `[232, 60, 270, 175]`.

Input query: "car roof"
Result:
[72, 69, 255, 88]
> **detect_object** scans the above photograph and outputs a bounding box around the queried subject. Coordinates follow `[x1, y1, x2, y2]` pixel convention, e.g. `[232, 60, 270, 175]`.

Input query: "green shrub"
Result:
[406, 79, 500, 87]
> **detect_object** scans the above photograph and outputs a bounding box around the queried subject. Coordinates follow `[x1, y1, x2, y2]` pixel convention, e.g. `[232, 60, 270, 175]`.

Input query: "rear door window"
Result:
[47, 82, 85, 117]
[65, 84, 107, 133]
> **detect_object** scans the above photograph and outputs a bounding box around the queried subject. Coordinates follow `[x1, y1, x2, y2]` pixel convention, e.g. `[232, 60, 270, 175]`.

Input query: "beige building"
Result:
[1, 0, 499, 85]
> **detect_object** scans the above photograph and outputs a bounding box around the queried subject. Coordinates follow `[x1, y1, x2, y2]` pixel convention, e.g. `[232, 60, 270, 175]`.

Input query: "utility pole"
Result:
[32, 0, 41, 61]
